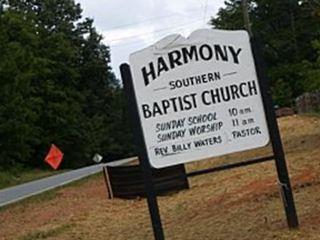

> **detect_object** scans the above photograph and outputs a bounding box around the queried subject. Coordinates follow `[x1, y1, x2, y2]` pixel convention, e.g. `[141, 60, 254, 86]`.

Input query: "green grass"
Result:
[310, 110, 320, 117]
[298, 108, 320, 118]
[0, 167, 66, 190]
[304, 111, 320, 118]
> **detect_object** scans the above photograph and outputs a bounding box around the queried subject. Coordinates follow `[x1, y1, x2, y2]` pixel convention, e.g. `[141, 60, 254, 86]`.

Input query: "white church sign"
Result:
[129, 29, 270, 168]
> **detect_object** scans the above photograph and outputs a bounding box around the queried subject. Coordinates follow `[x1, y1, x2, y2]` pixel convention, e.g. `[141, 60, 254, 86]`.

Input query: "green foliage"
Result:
[211, 0, 320, 106]
[0, 0, 134, 169]
[303, 40, 320, 91]
[271, 79, 293, 107]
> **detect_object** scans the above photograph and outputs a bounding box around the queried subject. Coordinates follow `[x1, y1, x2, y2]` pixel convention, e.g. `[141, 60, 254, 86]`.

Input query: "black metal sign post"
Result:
[119, 32, 298, 240]
[120, 63, 165, 240]
[250, 37, 299, 229]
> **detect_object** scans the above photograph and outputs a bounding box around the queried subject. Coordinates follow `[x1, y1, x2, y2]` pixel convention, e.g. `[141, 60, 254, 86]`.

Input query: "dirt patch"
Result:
[1, 115, 320, 240]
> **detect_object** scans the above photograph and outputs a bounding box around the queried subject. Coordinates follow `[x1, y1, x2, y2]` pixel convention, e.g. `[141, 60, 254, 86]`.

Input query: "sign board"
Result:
[93, 153, 103, 163]
[129, 29, 270, 169]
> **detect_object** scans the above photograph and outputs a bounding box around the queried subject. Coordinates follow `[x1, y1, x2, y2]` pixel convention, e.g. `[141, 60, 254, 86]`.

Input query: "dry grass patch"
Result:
[0, 115, 319, 240]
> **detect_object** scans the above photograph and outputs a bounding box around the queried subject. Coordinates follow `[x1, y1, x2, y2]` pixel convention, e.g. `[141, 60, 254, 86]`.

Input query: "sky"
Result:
[76, 0, 226, 79]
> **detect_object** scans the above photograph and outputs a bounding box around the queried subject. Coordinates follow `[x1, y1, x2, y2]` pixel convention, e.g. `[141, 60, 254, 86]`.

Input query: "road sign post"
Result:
[250, 37, 299, 228]
[121, 64, 165, 240]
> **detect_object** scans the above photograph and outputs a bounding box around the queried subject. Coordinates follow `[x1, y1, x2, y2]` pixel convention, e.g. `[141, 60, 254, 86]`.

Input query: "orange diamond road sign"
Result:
[45, 144, 64, 170]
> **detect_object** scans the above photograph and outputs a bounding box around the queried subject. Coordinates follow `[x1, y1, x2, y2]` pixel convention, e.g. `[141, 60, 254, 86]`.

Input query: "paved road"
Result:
[0, 157, 137, 207]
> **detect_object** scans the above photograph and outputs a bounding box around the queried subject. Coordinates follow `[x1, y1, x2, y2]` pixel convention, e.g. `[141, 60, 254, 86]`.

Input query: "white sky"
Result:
[76, 0, 226, 79]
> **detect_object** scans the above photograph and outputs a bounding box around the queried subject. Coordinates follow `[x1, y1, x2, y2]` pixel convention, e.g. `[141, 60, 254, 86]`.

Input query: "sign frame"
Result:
[120, 31, 298, 240]
[128, 30, 270, 169]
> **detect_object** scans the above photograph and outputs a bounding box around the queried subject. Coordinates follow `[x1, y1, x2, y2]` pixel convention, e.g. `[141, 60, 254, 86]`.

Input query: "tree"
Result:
[0, 0, 134, 169]
[0, 8, 42, 167]
[210, 0, 320, 106]
[302, 39, 320, 91]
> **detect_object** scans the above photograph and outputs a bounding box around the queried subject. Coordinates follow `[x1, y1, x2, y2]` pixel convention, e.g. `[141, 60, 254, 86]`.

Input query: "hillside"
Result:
[0, 115, 319, 240]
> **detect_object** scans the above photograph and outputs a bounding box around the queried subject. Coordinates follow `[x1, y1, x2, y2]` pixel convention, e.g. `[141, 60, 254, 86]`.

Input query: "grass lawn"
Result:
[0, 167, 66, 190]
[0, 115, 319, 240]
